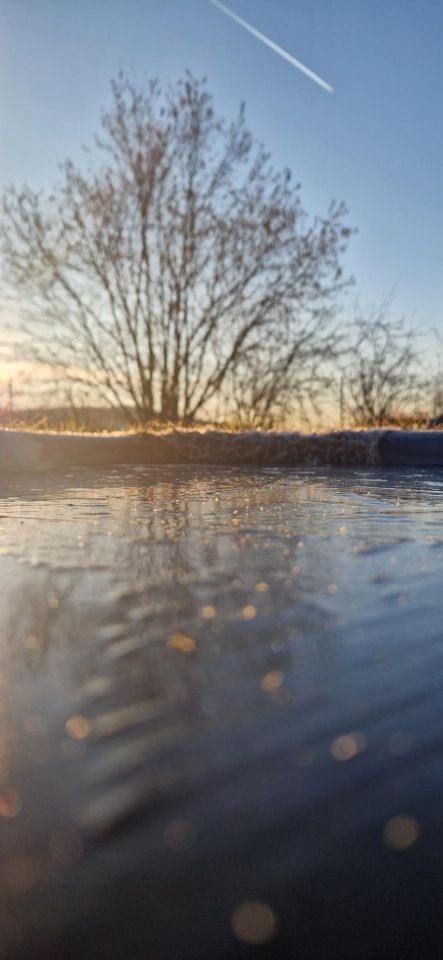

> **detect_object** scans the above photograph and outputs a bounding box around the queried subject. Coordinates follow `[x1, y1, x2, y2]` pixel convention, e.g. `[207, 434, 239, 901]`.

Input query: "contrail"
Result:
[209, 0, 334, 93]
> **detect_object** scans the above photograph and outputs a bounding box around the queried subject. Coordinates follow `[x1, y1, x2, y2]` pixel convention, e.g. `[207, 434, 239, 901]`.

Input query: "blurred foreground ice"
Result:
[1, 466, 443, 958]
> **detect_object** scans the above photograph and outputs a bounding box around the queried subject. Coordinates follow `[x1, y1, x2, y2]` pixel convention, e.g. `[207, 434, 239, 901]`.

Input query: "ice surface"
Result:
[1, 465, 443, 958]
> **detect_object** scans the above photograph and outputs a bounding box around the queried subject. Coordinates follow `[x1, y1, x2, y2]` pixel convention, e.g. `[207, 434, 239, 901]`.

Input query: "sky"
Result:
[0, 0, 441, 392]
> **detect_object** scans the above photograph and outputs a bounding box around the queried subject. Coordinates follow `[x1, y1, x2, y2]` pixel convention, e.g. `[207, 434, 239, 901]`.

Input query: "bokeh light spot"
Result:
[22, 633, 41, 652]
[384, 815, 420, 851]
[201, 605, 216, 619]
[261, 670, 284, 692]
[168, 633, 196, 653]
[231, 901, 278, 945]
[65, 715, 91, 740]
[331, 731, 367, 761]
[164, 818, 196, 851]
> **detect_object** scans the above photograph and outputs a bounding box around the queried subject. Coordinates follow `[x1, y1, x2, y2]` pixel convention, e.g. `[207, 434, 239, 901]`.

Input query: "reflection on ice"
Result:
[1, 465, 443, 958]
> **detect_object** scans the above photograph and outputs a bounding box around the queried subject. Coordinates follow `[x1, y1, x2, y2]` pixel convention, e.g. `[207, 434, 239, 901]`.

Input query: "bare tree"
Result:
[222, 309, 345, 428]
[0, 73, 352, 425]
[336, 306, 424, 427]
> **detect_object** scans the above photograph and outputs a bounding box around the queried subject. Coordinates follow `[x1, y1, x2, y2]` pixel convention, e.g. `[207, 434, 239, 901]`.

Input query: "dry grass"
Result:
[6, 416, 114, 434]
[0, 407, 436, 436]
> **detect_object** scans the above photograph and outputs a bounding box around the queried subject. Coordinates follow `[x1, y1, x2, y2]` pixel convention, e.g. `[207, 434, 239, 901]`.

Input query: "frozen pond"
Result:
[1, 465, 443, 958]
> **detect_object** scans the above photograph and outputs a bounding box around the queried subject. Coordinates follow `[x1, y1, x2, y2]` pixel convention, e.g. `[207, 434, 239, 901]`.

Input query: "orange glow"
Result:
[65, 715, 91, 740]
[168, 633, 196, 653]
[201, 605, 216, 619]
[261, 670, 284, 692]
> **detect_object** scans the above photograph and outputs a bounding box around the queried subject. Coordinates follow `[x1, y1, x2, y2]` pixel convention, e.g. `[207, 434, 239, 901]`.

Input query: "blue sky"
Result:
[0, 0, 441, 342]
